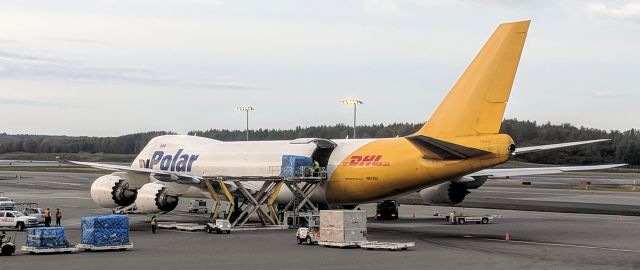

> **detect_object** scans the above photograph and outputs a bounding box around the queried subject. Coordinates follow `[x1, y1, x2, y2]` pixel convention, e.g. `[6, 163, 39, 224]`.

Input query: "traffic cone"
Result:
[504, 233, 510, 241]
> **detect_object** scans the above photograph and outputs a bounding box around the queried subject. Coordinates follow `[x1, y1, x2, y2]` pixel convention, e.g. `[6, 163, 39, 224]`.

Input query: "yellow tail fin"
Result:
[416, 20, 530, 139]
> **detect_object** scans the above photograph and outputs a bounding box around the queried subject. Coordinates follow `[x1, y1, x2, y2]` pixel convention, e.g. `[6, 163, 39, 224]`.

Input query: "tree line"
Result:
[1, 119, 638, 165]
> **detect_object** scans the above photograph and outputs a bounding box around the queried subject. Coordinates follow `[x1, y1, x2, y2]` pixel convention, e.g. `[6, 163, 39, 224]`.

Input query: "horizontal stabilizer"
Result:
[467, 163, 627, 178]
[514, 139, 610, 155]
[406, 135, 491, 159]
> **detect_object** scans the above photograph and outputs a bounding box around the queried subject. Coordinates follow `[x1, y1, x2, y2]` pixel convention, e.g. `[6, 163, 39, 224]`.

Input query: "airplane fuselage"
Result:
[132, 135, 512, 204]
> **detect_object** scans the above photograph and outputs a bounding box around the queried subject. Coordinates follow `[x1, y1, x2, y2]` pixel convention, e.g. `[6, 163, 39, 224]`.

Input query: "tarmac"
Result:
[1, 170, 639, 269]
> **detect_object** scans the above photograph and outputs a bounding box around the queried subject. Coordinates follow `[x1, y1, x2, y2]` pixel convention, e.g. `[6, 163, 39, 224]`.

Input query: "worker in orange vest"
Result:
[43, 208, 51, 227]
[55, 208, 63, 226]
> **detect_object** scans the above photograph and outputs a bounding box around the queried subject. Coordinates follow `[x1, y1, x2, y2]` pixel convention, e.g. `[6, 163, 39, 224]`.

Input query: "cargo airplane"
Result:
[70, 20, 624, 214]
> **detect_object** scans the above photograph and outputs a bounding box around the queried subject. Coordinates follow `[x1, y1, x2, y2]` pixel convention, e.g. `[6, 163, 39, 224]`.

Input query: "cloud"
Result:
[594, 91, 623, 99]
[363, 0, 400, 16]
[0, 97, 68, 107]
[584, 2, 640, 23]
[0, 49, 262, 91]
[0, 50, 80, 64]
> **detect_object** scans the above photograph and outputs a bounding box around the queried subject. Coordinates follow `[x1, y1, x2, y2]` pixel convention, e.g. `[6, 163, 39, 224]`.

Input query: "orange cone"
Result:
[504, 233, 510, 241]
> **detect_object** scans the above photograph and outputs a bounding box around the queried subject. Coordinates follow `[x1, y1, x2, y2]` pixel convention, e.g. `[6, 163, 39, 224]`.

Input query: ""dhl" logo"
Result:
[342, 155, 390, 167]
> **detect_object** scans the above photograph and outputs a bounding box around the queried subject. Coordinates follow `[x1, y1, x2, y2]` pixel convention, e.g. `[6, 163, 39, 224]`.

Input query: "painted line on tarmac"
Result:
[477, 190, 575, 196]
[485, 238, 640, 253]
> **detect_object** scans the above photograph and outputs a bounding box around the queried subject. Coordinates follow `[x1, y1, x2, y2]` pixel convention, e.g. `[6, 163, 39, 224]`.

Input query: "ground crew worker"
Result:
[0, 231, 7, 243]
[312, 160, 320, 176]
[151, 215, 157, 234]
[43, 208, 51, 227]
[55, 208, 63, 226]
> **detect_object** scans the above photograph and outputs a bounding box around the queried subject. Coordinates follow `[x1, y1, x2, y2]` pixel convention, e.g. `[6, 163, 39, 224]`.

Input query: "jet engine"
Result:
[419, 176, 487, 205]
[135, 183, 179, 213]
[91, 174, 138, 208]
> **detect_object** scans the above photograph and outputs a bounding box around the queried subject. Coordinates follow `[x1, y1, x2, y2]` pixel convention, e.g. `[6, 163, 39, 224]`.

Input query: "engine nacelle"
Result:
[91, 174, 138, 208]
[135, 183, 179, 214]
[419, 181, 470, 205]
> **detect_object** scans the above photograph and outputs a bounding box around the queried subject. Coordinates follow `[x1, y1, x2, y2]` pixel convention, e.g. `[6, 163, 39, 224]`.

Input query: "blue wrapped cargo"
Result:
[81, 215, 130, 246]
[280, 155, 313, 177]
[26, 227, 70, 248]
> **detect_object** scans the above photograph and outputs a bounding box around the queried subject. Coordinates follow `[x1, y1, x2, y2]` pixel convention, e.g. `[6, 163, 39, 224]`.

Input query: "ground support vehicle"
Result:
[447, 212, 498, 225]
[205, 219, 231, 234]
[21, 205, 45, 224]
[0, 210, 38, 231]
[296, 226, 319, 245]
[188, 199, 208, 213]
[0, 197, 15, 211]
[375, 200, 399, 220]
[1, 237, 16, 256]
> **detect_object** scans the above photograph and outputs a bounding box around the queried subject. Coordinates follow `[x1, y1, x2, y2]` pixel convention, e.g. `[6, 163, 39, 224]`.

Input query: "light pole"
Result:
[235, 106, 254, 141]
[340, 99, 363, 139]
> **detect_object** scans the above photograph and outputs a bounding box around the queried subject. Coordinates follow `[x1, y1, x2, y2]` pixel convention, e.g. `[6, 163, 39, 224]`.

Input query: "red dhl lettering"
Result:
[342, 155, 390, 167]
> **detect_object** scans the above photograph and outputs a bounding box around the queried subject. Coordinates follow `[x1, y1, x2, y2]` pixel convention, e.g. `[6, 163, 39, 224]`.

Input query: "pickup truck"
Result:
[23, 208, 45, 224]
[0, 210, 38, 231]
[0, 197, 15, 210]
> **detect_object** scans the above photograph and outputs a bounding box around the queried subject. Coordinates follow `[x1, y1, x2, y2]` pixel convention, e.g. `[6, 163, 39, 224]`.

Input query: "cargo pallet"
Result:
[175, 224, 205, 231]
[77, 243, 133, 251]
[319, 241, 415, 250]
[318, 241, 363, 248]
[21, 246, 78, 254]
[359, 241, 415, 251]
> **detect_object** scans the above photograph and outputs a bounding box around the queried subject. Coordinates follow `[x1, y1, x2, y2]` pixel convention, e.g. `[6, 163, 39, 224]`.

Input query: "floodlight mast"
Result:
[235, 106, 254, 141]
[340, 99, 363, 139]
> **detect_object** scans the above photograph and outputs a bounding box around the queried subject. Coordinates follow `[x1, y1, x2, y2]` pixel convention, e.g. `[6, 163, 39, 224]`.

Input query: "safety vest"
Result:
[56, 211, 62, 218]
[151, 217, 157, 225]
[43, 209, 50, 218]
[313, 161, 320, 169]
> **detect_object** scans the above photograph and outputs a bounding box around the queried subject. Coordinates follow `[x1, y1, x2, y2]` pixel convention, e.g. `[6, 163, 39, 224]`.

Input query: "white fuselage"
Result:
[131, 135, 373, 203]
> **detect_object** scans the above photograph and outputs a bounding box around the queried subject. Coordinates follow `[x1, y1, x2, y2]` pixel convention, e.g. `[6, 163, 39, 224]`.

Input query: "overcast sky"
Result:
[1, 0, 639, 136]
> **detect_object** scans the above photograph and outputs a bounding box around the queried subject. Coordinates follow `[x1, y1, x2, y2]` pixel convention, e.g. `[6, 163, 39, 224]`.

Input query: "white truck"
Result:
[23, 207, 45, 224]
[0, 197, 15, 210]
[187, 199, 208, 213]
[296, 226, 320, 245]
[205, 219, 231, 234]
[0, 210, 39, 231]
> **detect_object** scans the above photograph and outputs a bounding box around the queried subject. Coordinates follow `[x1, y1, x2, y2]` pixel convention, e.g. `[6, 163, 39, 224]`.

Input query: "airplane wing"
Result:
[64, 160, 202, 185]
[68, 160, 154, 174]
[513, 139, 609, 155]
[466, 163, 627, 179]
[64, 159, 283, 185]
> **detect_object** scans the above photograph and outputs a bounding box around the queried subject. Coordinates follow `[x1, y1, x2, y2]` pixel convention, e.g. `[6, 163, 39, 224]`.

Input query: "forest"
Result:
[1, 119, 638, 165]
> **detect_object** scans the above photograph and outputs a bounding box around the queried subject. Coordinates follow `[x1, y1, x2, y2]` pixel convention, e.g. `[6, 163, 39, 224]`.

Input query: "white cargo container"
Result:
[319, 210, 367, 244]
